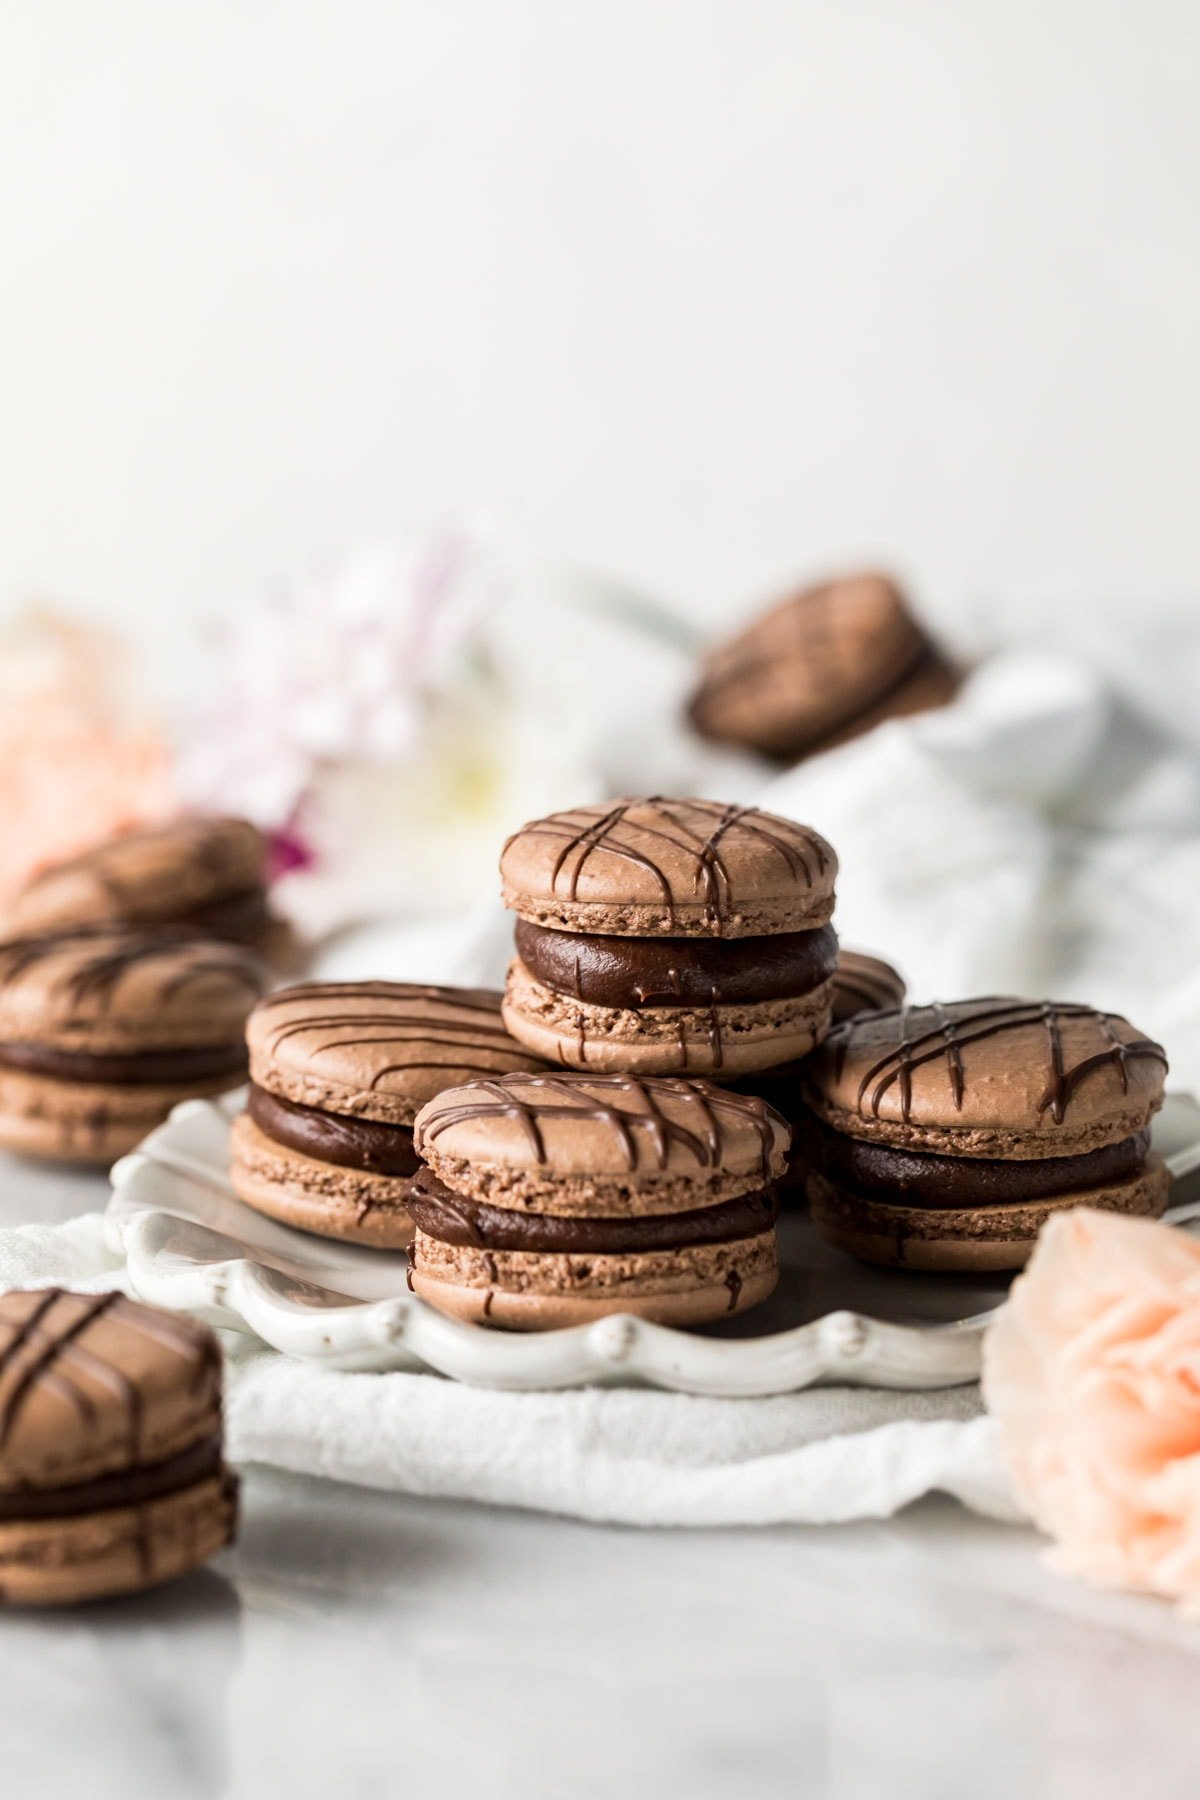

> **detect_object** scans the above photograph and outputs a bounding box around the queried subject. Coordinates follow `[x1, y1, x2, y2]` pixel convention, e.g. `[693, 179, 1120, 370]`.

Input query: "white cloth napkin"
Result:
[0, 1212, 1020, 1526]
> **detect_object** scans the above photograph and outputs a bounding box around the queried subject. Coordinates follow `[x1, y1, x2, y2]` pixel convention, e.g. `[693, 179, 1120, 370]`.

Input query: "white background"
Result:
[2, 1, 1199, 657]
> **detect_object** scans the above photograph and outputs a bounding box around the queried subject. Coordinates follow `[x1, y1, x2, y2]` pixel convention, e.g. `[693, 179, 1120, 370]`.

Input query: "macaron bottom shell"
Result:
[807, 1154, 1171, 1274]
[502, 960, 835, 1078]
[229, 1113, 416, 1248]
[0, 1470, 237, 1608]
[410, 1229, 778, 1330]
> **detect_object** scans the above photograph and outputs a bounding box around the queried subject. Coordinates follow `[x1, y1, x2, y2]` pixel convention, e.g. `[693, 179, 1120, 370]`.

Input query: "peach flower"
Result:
[0, 609, 175, 903]
[984, 1206, 1200, 1610]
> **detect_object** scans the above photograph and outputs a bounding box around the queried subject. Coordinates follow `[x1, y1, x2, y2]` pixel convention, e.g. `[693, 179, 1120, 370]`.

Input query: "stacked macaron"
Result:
[0, 927, 266, 1162]
[8, 815, 290, 965]
[231, 981, 550, 1246]
[500, 797, 839, 1078]
[688, 572, 959, 763]
[409, 1072, 789, 1328]
[0, 1288, 236, 1605]
[800, 998, 1170, 1271]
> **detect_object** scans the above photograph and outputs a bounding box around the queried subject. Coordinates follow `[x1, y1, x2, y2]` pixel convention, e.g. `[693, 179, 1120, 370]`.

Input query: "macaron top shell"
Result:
[8, 816, 267, 933]
[0, 1289, 223, 1489]
[688, 573, 930, 759]
[803, 998, 1168, 1157]
[414, 1072, 790, 1185]
[501, 797, 837, 938]
[247, 982, 551, 1126]
[0, 928, 267, 1052]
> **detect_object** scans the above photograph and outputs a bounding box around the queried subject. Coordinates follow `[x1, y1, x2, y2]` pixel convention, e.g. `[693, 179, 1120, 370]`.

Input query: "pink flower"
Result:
[984, 1207, 1200, 1610]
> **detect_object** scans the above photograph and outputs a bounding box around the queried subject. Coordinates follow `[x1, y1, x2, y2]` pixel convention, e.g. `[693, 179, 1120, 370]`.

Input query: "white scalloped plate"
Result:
[103, 1090, 1200, 1397]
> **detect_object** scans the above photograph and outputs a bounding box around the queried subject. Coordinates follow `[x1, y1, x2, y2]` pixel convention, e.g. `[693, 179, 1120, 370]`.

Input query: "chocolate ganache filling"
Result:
[248, 1084, 421, 1177]
[0, 1040, 248, 1085]
[0, 1430, 226, 1523]
[514, 919, 838, 1009]
[408, 1170, 779, 1253]
[802, 1118, 1150, 1211]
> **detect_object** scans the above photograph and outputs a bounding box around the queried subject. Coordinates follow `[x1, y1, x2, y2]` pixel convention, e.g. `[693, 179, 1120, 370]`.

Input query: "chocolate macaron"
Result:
[0, 927, 266, 1163]
[0, 1288, 236, 1606]
[830, 949, 906, 1024]
[8, 815, 287, 961]
[409, 1072, 788, 1329]
[688, 572, 959, 763]
[231, 982, 551, 1247]
[800, 998, 1170, 1272]
[501, 797, 839, 1077]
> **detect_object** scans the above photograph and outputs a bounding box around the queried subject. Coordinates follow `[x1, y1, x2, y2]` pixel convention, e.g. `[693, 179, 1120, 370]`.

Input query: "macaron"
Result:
[500, 796, 839, 1077]
[0, 1288, 236, 1606]
[7, 815, 289, 962]
[800, 998, 1170, 1272]
[830, 949, 906, 1024]
[0, 927, 266, 1163]
[409, 1071, 788, 1329]
[722, 951, 905, 1197]
[687, 573, 960, 763]
[231, 981, 551, 1248]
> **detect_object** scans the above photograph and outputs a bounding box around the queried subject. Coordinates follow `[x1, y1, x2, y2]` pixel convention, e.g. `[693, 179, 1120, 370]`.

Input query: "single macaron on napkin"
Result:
[408, 1071, 789, 1330]
[500, 797, 839, 1077]
[0, 927, 266, 1163]
[7, 815, 288, 962]
[0, 1288, 236, 1606]
[687, 572, 959, 763]
[830, 948, 906, 1024]
[800, 998, 1170, 1272]
[231, 981, 551, 1247]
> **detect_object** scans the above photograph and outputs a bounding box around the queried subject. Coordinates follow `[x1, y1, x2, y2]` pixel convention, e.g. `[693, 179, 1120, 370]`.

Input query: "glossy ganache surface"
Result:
[513, 918, 838, 1007]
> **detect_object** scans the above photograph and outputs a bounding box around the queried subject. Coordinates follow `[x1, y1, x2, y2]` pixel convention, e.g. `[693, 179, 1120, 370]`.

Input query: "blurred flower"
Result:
[984, 1207, 1200, 1611]
[177, 527, 601, 934]
[0, 608, 174, 905]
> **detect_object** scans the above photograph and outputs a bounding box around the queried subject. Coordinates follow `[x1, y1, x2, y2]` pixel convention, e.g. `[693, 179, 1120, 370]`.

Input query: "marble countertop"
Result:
[3, 1163, 1199, 1800]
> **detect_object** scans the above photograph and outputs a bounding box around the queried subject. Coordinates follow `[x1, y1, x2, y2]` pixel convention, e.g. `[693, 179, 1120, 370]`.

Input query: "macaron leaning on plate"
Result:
[0, 927, 266, 1163]
[500, 797, 839, 1078]
[408, 1071, 789, 1329]
[0, 1289, 237, 1606]
[800, 997, 1170, 1272]
[230, 981, 551, 1248]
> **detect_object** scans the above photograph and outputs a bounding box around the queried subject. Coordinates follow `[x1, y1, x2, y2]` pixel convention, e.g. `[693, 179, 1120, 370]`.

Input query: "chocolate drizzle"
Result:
[506, 798, 832, 932]
[415, 1072, 786, 1182]
[253, 982, 543, 1089]
[835, 999, 1169, 1125]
